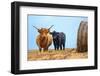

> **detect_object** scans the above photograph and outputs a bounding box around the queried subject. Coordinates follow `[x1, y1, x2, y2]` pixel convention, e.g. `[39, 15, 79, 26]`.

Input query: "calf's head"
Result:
[50, 31, 59, 39]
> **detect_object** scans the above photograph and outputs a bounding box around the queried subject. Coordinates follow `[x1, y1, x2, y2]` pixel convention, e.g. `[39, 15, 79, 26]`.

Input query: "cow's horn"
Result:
[48, 25, 54, 30]
[32, 26, 39, 30]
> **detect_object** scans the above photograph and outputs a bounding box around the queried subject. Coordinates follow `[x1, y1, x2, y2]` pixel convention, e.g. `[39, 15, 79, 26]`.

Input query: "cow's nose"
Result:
[42, 36, 46, 39]
[43, 36, 45, 39]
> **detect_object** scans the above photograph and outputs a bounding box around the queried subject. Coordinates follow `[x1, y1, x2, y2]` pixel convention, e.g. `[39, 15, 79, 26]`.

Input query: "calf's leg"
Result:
[60, 45, 62, 50]
[57, 45, 59, 50]
[53, 41, 57, 50]
[63, 43, 65, 50]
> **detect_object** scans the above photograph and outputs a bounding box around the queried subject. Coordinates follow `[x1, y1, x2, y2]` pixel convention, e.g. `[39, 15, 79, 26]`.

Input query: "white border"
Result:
[20, 6, 94, 70]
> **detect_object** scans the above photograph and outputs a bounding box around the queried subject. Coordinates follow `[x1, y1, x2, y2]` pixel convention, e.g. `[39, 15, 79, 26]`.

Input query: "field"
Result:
[28, 48, 88, 61]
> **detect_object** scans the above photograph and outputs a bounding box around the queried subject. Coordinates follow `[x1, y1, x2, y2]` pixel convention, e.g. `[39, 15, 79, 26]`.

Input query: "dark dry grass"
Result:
[28, 48, 88, 61]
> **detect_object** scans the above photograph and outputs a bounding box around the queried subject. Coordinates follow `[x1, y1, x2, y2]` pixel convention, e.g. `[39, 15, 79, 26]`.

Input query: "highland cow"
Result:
[33, 25, 53, 51]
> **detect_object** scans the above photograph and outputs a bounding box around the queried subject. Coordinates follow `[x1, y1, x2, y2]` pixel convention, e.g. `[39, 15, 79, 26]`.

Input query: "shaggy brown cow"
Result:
[33, 25, 53, 51]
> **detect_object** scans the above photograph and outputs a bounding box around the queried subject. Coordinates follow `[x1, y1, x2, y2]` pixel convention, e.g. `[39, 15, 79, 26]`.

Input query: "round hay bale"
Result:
[77, 21, 88, 52]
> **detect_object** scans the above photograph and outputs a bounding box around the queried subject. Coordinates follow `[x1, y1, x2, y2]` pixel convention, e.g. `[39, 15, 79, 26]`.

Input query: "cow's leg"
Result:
[54, 44, 57, 50]
[53, 41, 57, 50]
[60, 44, 62, 50]
[39, 48, 42, 52]
[63, 43, 65, 50]
[44, 47, 48, 51]
[59, 40, 62, 50]
[57, 45, 59, 50]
